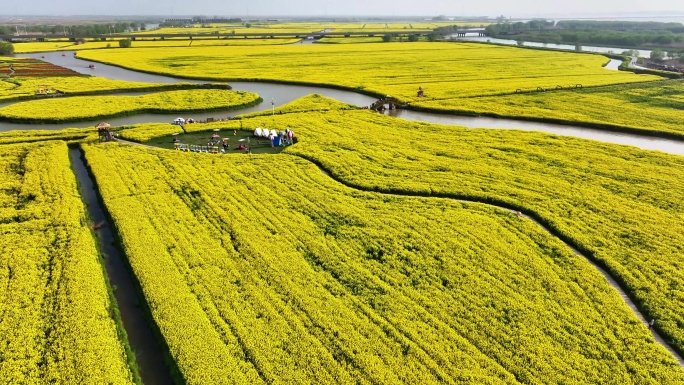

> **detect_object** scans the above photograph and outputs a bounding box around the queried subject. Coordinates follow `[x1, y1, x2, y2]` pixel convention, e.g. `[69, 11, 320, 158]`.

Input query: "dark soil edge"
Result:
[67, 147, 143, 384]
[69, 145, 185, 385]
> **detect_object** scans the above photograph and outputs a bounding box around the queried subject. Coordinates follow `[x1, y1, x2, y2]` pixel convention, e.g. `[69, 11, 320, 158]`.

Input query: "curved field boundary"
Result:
[112, 137, 684, 367]
[0, 95, 263, 124]
[22, 53, 681, 141]
[68, 54, 684, 141]
[0, 83, 233, 105]
[295, 153, 684, 367]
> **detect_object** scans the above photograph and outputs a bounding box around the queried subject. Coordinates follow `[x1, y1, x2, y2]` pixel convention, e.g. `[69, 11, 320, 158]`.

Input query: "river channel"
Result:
[450, 35, 653, 57]
[7, 52, 684, 156]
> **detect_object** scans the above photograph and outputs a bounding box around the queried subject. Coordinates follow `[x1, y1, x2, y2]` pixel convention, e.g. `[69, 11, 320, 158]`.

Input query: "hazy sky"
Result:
[4, 0, 684, 18]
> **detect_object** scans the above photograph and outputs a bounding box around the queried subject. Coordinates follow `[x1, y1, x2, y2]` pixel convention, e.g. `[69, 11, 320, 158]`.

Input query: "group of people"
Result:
[253, 127, 296, 147]
[272, 128, 296, 147]
[96, 125, 114, 142]
[173, 127, 297, 155]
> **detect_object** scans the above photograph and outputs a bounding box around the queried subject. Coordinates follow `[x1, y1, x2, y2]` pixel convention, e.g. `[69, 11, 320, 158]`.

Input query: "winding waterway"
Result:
[5, 52, 683, 157]
[18, 49, 684, 376]
[450, 35, 653, 57]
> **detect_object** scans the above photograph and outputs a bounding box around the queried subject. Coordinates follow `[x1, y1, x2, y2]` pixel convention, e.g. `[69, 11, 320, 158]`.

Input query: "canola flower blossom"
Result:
[0, 89, 261, 123]
[82, 140, 683, 384]
[118, 100, 684, 357]
[77, 42, 661, 103]
[0, 141, 133, 384]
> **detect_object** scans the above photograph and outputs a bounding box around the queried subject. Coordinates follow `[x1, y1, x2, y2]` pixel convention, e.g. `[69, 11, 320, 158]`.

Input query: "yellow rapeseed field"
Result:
[0, 75, 198, 102]
[13, 38, 302, 53]
[133, 21, 480, 35]
[237, 93, 356, 118]
[0, 127, 95, 144]
[0, 141, 134, 383]
[0, 24, 680, 383]
[317, 37, 385, 44]
[0, 89, 261, 122]
[427, 80, 684, 136]
[117, 98, 684, 355]
[77, 42, 660, 103]
[83, 141, 683, 384]
[241, 107, 684, 354]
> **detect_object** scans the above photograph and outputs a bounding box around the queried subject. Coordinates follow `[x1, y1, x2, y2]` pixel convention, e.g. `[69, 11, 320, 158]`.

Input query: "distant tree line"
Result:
[485, 20, 556, 34]
[191, 17, 242, 24]
[486, 20, 684, 49]
[159, 21, 189, 28]
[555, 20, 684, 32]
[487, 20, 684, 34]
[647, 48, 684, 63]
[0, 42, 13, 55]
[499, 30, 684, 48]
[382, 33, 439, 42]
[0, 22, 147, 36]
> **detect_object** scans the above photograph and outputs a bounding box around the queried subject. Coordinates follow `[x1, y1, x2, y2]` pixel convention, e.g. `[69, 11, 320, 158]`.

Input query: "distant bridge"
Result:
[453, 31, 489, 37]
[0, 29, 472, 42]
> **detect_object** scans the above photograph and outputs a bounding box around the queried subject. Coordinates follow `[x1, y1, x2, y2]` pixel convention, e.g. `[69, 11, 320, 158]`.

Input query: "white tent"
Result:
[173, 117, 185, 125]
[269, 129, 277, 137]
[254, 127, 263, 137]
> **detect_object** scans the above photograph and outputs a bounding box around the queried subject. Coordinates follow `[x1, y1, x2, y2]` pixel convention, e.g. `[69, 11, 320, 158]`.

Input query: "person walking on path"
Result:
[649, 318, 655, 329]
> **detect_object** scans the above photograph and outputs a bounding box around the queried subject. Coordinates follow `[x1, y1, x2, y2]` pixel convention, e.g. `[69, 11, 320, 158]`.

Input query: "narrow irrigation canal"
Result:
[511, 212, 684, 367]
[69, 147, 176, 385]
[318, 160, 684, 367]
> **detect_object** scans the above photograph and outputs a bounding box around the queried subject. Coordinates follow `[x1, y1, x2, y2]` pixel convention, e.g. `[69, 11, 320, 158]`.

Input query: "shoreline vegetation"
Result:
[0, 81, 232, 103]
[19, 45, 676, 138]
[0, 89, 260, 123]
[483, 19, 684, 51]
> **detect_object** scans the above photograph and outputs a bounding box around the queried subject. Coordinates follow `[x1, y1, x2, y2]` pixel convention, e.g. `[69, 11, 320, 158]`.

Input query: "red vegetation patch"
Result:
[1, 58, 84, 77]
